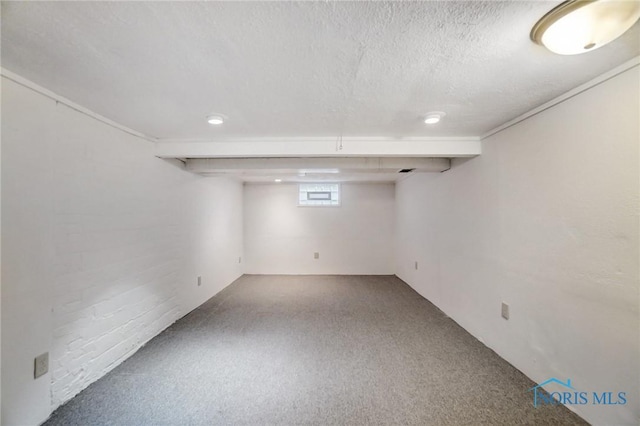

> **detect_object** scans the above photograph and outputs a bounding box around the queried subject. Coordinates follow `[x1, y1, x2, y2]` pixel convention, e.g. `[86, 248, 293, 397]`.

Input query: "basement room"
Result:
[1, 1, 638, 425]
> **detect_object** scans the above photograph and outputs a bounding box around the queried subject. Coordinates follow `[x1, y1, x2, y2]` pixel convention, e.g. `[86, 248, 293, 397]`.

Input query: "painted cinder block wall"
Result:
[244, 182, 395, 275]
[1, 76, 244, 425]
[395, 66, 639, 425]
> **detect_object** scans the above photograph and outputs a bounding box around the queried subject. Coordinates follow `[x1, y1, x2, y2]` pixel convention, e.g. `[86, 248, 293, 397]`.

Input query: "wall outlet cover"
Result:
[197, 276, 202, 286]
[314, 252, 319, 259]
[501, 302, 510, 320]
[34, 352, 49, 379]
[415, 261, 418, 270]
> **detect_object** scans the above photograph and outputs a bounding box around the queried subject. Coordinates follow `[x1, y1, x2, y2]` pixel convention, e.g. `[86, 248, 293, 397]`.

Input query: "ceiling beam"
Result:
[155, 137, 481, 159]
[186, 157, 451, 174]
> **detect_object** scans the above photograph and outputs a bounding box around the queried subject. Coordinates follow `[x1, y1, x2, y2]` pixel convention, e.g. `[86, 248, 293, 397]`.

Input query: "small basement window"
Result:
[298, 183, 340, 206]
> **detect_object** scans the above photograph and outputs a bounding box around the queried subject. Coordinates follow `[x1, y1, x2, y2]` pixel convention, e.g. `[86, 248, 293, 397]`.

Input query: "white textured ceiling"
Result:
[2, 1, 639, 141]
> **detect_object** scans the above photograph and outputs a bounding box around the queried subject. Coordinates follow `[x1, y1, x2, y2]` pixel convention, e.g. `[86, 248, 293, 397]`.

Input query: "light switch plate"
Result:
[34, 352, 49, 379]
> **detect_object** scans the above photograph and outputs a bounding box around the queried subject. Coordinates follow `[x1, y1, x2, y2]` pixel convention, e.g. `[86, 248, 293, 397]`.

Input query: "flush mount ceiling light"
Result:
[274, 179, 282, 183]
[207, 114, 225, 125]
[531, 0, 640, 55]
[424, 112, 445, 125]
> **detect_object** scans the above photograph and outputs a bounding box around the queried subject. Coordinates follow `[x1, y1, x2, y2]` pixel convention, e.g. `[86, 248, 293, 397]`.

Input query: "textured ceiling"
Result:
[1, 1, 639, 140]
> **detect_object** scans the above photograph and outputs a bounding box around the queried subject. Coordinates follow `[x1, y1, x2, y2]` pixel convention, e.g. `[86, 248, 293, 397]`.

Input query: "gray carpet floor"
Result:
[45, 275, 587, 425]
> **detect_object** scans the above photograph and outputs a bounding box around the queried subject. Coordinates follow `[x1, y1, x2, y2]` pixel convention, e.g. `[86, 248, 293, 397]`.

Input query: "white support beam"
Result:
[155, 137, 481, 159]
[186, 157, 451, 174]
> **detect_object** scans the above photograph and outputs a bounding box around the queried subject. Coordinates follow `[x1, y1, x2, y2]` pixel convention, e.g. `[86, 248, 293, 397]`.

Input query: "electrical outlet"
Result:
[34, 352, 49, 379]
[501, 302, 510, 320]
[238, 257, 242, 264]
[415, 261, 418, 270]
[314, 252, 319, 259]
[197, 276, 202, 287]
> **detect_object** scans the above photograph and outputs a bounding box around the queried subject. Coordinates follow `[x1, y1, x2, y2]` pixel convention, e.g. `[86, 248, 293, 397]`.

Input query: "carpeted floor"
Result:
[45, 275, 587, 425]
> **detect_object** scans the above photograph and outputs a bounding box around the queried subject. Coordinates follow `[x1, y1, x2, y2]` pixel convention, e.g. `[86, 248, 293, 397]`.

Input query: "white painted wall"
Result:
[396, 66, 639, 425]
[1, 76, 243, 425]
[244, 183, 394, 275]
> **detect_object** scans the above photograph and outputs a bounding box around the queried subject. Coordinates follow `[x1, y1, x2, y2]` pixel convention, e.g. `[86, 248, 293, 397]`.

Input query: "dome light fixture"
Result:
[531, 0, 640, 55]
[424, 112, 446, 125]
[207, 114, 225, 125]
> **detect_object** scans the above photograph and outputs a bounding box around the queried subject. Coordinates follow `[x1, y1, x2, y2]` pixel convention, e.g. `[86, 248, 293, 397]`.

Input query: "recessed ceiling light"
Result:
[274, 179, 282, 183]
[207, 115, 225, 125]
[424, 112, 445, 125]
[531, 0, 640, 55]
